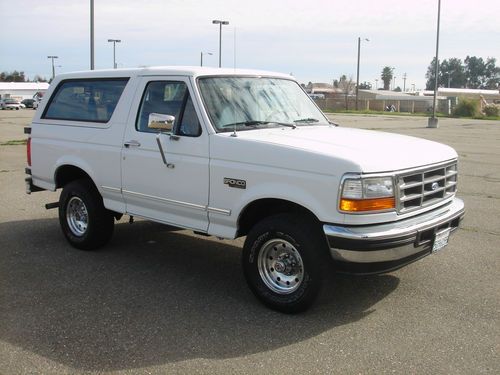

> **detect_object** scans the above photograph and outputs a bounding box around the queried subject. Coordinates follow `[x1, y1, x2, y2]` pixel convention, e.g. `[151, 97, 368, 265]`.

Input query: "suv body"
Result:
[26, 67, 465, 312]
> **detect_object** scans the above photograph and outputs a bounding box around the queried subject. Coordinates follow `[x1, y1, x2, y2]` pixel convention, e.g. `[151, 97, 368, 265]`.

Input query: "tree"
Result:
[0, 71, 26, 82]
[338, 75, 355, 110]
[33, 75, 48, 82]
[381, 67, 393, 90]
[393, 86, 402, 92]
[483, 57, 500, 89]
[358, 81, 372, 90]
[464, 56, 485, 88]
[425, 56, 499, 89]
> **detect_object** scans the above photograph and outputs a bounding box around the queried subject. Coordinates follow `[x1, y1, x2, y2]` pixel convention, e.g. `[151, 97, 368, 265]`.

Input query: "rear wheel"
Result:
[59, 178, 114, 250]
[242, 213, 329, 313]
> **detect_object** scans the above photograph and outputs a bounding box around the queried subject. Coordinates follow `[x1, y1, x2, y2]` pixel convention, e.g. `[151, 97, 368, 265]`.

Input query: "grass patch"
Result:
[0, 139, 27, 146]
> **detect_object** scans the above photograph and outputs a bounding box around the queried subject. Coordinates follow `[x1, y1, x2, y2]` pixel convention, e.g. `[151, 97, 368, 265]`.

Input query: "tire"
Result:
[58, 178, 114, 250]
[242, 213, 329, 313]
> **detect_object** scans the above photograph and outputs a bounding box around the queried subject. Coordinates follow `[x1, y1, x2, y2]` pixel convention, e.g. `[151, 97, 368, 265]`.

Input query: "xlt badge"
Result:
[224, 178, 246, 189]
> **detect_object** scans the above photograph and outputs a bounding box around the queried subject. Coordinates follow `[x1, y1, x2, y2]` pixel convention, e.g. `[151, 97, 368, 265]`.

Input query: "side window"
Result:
[136, 81, 201, 137]
[178, 96, 201, 137]
[43, 79, 128, 123]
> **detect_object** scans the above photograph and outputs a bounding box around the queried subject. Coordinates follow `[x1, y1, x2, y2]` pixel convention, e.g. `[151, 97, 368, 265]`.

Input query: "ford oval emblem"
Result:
[431, 182, 439, 191]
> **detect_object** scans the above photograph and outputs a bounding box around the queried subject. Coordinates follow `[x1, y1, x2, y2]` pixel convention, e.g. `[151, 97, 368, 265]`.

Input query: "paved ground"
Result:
[0, 110, 499, 374]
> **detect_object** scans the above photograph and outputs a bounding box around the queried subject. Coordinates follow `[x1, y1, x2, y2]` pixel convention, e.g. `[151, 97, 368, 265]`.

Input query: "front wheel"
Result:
[242, 213, 329, 313]
[59, 178, 114, 250]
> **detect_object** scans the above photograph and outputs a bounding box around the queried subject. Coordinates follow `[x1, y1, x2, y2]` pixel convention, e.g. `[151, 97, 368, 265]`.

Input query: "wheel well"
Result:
[55, 165, 93, 189]
[237, 198, 319, 237]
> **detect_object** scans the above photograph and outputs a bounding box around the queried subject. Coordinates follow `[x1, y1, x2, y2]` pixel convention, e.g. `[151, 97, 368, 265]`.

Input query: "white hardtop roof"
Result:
[55, 66, 294, 80]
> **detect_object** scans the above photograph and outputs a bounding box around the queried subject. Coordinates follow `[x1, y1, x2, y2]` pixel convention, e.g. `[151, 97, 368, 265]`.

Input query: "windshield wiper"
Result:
[293, 118, 319, 124]
[221, 120, 296, 129]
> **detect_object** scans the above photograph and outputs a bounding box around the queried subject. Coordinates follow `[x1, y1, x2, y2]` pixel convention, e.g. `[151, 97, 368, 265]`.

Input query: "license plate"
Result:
[432, 228, 451, 253]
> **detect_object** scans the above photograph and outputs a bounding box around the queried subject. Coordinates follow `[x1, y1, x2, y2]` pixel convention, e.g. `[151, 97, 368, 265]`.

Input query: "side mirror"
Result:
[148, 113, 175, 132]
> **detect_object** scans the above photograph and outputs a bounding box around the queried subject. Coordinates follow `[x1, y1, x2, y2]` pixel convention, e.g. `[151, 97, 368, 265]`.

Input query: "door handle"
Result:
[124, 140, 141, 148]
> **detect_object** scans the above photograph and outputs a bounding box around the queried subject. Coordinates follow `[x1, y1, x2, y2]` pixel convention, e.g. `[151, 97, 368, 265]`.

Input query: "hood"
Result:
[231, 125, 457, 173]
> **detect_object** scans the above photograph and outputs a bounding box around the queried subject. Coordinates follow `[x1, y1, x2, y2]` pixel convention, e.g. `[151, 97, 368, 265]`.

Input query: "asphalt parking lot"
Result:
[0, 110, 499, 374]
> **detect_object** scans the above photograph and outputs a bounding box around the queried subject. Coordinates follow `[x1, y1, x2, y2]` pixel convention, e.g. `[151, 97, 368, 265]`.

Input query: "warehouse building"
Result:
[0, 82, 50, 101]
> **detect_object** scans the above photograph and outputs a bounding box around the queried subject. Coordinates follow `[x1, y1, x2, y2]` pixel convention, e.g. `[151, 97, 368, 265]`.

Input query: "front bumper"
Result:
[323, 198, 465, 274]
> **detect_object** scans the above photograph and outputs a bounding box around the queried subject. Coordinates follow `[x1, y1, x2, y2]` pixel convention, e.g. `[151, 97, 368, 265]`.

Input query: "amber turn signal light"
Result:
[339, 197, 396, 212]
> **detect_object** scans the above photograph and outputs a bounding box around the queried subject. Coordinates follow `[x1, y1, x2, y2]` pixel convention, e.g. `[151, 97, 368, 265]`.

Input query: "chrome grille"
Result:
[397, 162, 457, 213]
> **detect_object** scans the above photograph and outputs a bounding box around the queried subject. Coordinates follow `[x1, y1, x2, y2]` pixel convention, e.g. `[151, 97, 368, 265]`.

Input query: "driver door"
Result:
[121, 76, 209, 231]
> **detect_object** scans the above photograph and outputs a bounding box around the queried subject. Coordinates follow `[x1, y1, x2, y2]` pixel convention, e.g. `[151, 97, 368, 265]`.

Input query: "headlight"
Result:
[339, 176, 395, 212]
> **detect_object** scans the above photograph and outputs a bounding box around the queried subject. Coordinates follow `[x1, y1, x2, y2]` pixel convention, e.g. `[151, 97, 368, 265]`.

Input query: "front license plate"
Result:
[432, 228, 451, 253]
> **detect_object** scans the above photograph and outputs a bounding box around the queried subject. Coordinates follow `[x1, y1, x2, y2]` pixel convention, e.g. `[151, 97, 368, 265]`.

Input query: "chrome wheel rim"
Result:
[66, 196, 88, 236]
[257, 239, 304, 295]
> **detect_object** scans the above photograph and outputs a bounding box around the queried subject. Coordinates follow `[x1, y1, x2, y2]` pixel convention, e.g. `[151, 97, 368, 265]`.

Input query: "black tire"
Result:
[242, 213, 329, 313]
[58, 178, 114, 250]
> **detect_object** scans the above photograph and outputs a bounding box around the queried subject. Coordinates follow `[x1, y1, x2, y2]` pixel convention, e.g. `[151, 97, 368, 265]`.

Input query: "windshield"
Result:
[198, 77, 329, 132]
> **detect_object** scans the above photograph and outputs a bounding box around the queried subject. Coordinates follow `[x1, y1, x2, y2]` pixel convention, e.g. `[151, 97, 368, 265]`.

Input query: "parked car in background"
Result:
[21, 99, 35, 108]
[0, 99, 22, 110]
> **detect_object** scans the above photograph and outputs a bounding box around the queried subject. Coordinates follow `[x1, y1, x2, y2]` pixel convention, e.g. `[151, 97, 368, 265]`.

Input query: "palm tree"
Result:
[381, 67, 394, 90]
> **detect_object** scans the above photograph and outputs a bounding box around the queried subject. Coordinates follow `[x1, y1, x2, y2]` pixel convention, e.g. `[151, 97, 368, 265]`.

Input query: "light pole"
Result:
[355, 37, 369, 110]
[47, 56, 58, 80]
[212, 20, 229, 68]
[200, 51, 213, 67]
[428, 0, 441, 128]
[90, 0, 94, 70]
[403, 73, 407, 92]
[107, 39, 121, 69]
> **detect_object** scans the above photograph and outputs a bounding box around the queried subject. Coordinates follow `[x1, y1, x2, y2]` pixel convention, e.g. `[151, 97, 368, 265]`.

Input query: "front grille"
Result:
[397, 161, 457, 213]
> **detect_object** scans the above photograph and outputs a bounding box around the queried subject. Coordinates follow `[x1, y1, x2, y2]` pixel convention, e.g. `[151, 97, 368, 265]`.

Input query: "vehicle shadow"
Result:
[0, 218, 400, 371]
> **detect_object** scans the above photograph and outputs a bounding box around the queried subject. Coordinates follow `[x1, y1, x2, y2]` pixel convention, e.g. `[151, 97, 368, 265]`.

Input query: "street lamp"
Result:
[107, 39, 121, 69]
[47, 56, 59, 80]
[200, 51, 213, 67]
[355, 37, 369, 110]
[428, 0, 441, 128]
[212, 19, 229, 68]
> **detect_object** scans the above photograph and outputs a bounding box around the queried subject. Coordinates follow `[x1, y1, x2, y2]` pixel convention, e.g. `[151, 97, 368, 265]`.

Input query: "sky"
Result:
[1, 0, 499, 90]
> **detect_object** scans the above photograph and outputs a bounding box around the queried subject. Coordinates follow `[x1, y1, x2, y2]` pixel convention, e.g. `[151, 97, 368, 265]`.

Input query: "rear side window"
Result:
[43, 78, 129, 123]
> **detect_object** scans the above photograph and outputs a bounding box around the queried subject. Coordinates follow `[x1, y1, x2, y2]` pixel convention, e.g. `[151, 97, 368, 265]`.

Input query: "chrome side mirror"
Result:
[148, 113, 175, 132]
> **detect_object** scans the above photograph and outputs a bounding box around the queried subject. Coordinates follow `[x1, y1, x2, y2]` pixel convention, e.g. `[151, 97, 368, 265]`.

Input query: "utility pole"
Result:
[212, 20, 229, 68]
[200, 51, 212, 66]
[355, 37, 369, 110]
[403, 73, 407, 92]
[428, 0, 441, 128]
[107, 39, 121, 69]
[90, 0, 94, 70]
[47, 56, 59, 80]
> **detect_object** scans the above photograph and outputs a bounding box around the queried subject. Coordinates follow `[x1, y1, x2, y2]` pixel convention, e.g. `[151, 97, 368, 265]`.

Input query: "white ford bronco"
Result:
[25, 67, 465, 312]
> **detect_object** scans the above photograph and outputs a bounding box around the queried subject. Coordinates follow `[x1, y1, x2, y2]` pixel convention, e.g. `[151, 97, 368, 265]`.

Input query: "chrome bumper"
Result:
[323, 198, 465, 274]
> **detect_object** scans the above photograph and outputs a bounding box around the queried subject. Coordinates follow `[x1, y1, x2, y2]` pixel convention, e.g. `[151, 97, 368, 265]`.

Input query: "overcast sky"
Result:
[1, 0, 499, 89]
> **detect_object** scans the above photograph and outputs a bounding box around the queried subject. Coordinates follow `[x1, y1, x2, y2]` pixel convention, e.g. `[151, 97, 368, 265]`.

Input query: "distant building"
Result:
[420, 88, 500, 104]
[0, 82, 50, 101]
[305, 83, 340, 97]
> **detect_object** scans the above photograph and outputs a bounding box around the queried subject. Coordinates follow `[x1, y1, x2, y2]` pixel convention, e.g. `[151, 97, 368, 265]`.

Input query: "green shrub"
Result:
[452, 98, 479, 117]
[483, 104, 499, 117]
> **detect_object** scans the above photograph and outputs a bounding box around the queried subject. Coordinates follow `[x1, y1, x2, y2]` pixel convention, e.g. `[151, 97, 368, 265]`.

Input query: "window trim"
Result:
[42, 77, 130, 124]
[135, 80, 202, 137]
